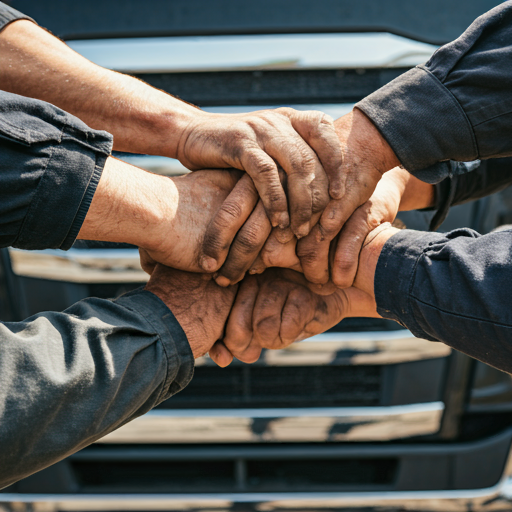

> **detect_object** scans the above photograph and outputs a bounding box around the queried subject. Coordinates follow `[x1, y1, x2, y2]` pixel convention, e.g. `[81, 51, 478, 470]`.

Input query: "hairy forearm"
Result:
[78, 157, 177, 249]
[0, 20, 202, 157]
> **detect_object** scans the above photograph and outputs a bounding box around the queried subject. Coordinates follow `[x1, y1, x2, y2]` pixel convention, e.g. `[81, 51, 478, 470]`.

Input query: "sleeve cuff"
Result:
[115, 288, 195, 401]
[12, 118, 113, 251]
[0, 3, 34, 32]
[356, 66, 478, 172]
[374, 229, 447, 340]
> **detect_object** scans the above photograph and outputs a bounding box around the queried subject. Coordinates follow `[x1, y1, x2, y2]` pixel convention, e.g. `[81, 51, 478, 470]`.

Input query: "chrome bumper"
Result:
[100, 402, 444, 443]
[3, 479, 512, 512]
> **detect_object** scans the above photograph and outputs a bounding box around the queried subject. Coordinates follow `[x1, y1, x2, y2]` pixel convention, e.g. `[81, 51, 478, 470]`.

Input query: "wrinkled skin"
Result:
[210, 268, 377, 365]
[179, 108, 343, 269]
[145, 264, 237, 366]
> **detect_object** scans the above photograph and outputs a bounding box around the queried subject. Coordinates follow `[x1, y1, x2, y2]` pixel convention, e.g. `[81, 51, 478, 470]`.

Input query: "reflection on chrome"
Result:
[8, 248, 147, 283]
[98, 402, 444, 444]
[4, 476, 512, 512]
[67, 33, 437, 74]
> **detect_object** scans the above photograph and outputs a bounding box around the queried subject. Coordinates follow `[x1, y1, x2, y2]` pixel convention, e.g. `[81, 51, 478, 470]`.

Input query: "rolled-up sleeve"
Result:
[357, 1, 512, 183]
[375, 228, 512, 374]
[0, 90, 113, 250]
[0, 288, 194, 489]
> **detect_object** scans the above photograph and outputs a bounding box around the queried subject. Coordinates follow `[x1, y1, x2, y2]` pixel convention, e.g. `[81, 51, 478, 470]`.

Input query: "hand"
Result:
[293, 109, 400, 285]
[145, 264, 237, 366]
[80, 158, 267, 275]
[217, 268, 378, 364]
[179, 108, 342, 258]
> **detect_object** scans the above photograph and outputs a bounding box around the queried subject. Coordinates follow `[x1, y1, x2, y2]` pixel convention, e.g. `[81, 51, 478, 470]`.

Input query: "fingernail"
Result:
[329, 185, 343, 200]
[215, 275, 231, 287]
[295, 222, 310, 239]
[275, 212, 290, 229]
[200, 256, 218, 272]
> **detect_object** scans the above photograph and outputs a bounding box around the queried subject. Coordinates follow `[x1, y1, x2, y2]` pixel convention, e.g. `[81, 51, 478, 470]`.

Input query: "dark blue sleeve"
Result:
[0, 1, 33, 30]
[0, 288, 194, 489]
[0, 90, 113, 250]
[375, 228, 512, 374]
[357, 1, 512, 182]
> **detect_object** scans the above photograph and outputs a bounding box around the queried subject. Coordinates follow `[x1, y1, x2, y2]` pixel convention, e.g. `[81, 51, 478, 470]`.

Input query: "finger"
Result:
[240, 149, 289, 229]
[224, 276, 261, 362]
[252, 278, 291, 349]
[139, 248, 157, 275]
[258, 230, 301, 271]
[331, 206, 374, 289]
[265, 131, 329, 239]
[280, 287, 317, 344]
[209, 341, 234, 367]
[215, 200, 272, 286]
[199, 174, 259, 272]
[296, 199, 345, 284]
[278, 108, 344, 200]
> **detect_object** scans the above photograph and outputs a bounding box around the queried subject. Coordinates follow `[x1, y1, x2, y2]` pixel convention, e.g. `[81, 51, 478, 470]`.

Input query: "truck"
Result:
[2, 1, 512, 510]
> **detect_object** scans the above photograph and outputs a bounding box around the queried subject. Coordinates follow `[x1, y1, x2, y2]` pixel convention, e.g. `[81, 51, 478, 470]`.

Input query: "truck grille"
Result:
[135, 67, 408, 106]
[158, 365, 382, 409]
[71, 457, 397, 493]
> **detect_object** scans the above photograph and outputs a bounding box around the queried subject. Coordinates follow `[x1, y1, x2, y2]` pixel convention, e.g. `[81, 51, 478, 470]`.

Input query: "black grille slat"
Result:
[157, 365, 382, 409]
[135, 68, 408, 107]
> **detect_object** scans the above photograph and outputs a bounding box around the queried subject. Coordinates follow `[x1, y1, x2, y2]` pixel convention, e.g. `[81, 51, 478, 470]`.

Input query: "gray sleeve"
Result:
[0, 288, 194, 489]
[374, 228, 512, 374]
[0, 1, 34, 31]
[356, 2, 512, 183]
[0, 90, 113, 250]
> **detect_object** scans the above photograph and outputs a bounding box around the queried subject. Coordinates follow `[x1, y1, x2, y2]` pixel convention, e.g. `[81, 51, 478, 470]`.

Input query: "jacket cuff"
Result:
[374, 229, 447, 340]
[0, 2, 34, 32]
[115, 288, 194, 401]
[13, 124, 113, 251]
[356, 66, 478, 173]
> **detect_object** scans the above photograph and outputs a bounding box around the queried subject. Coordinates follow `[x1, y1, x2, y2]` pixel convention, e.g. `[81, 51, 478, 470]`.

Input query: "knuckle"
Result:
[236, 226, 264, 254]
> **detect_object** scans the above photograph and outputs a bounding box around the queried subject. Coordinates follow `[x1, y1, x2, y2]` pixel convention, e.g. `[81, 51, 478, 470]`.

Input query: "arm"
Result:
[0, 9, 343, 241]
[357, 2, 512, 180]
[0, 267, 236, 489]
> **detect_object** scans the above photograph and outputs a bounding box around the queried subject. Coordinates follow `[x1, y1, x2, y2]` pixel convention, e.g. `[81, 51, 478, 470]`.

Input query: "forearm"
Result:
[356, 224, 512, 374]
[0, 19, 203, 157]
[78, 156, 178, 250]
[0, 290, 193, 489]
[357, 3, 512, 180]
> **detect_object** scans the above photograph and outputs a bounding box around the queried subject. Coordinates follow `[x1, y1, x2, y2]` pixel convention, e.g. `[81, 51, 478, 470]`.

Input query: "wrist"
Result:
[79, 157, 178, 249]
[149, 99, 207, 159]
[350, 108, 401, 175]
[353, 224, 400, 297]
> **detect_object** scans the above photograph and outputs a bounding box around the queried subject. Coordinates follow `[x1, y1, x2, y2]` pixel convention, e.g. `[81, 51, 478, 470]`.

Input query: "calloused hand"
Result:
[145, 264, 237, 366]
[181, 108, 343, 272]
[212, 268, 378, 365]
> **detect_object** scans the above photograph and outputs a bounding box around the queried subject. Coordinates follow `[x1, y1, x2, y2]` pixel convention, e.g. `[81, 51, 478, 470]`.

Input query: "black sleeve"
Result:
[356, 1, 512, 183]
[429, 158, 512, 230]
[0, 1, 33, 31]
[375, 228, 512, 375]
[0, 90, 113, 250]
[0, 288, 194, 489]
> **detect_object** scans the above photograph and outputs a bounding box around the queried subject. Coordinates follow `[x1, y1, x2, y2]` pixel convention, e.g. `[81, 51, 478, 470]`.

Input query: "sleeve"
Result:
[0, 287, 194, 489]
[430, 158, 512, 230]
[0, 1, 34, 31]
[0, 90, 113, 250]
[356, 1, 512, 183]
[374, 227, 512, 374]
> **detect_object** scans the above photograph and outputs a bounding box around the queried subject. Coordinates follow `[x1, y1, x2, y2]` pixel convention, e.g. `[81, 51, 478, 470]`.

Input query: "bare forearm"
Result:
[78, 157, 177, 249]
[0, 20, 202, 157]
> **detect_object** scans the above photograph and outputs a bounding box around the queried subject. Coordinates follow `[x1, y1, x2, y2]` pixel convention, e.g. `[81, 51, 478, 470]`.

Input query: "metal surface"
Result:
[97, 402, 443, 443]
[4, 480, 512, 512]
[68, 33, 437, 73]
[11, 0, 502, 45]
[8, 248, 147, 283]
